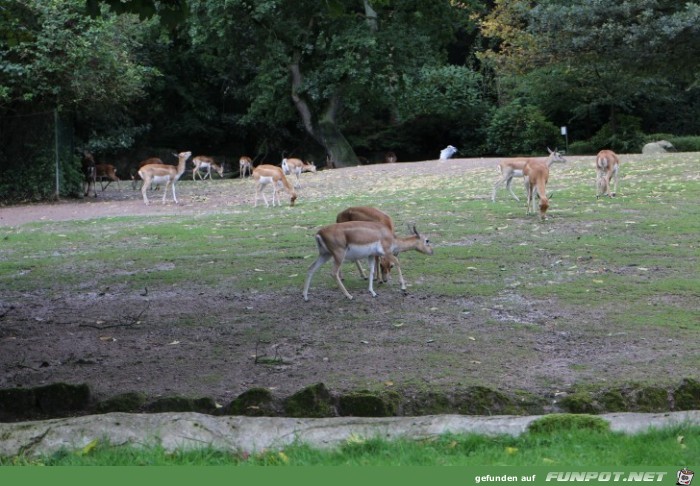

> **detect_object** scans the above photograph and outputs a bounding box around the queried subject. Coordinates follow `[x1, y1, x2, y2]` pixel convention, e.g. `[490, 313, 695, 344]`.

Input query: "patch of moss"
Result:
[528, 414, 610, 435]
[338, 391, 400, 417]
[558, 391, 599, 414]
[404, 391, 453, 415]
[512, 390, 547, 415]
[0, 388, 36, 421]
[95, 392, 148, 413]
[226, 388, 277, 416]
[631, 385, 669, 412]
[34, 383, 90, 417]
[455, 386, 517, 415]
[598, 389, 627, 412]
[145, 396, 217, 414]
[674, 379, 700, 410]
[283, 383, 334, 418]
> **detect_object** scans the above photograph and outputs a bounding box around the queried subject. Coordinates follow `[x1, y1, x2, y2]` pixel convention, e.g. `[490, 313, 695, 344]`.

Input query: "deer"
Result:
[239, 156, 253, 178]
[336, 206, 395, 284]
[595, 149, 620, 198]
[523, 159, 550, 221]
[439, 145, 458, 161]
[252, 164, 297, 207]
[303, 221, 433, 301]
[138, 151, 191, 205]
[82, 151, 97, 197]
[192, 156, 224, 180]
[281, 157, 317, 188]
[492, 148, 566, 202]
[95, 164, 120, 191]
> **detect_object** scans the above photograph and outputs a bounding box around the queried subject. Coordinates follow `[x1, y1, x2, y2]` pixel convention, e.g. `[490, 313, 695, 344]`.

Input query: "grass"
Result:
[3, 421, 698, 466]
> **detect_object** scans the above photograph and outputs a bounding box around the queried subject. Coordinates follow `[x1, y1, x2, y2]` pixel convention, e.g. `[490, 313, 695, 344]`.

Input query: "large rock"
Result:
[642, 140, 674, 154]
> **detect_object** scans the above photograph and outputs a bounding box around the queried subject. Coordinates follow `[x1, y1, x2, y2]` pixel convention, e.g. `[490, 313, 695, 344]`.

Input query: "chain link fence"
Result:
[0, 110, 78, 203]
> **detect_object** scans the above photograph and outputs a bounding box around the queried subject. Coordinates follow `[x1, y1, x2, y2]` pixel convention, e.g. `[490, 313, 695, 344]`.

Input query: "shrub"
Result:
[486, 100, 560, 156]
[591, 115, 645, 153]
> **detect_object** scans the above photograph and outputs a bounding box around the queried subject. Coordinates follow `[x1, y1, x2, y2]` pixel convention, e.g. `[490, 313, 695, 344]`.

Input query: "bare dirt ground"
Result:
[0, 157, 696, 415]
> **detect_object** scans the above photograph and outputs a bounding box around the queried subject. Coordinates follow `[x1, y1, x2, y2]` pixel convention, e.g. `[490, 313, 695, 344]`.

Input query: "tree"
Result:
[185, 0, 466, 167]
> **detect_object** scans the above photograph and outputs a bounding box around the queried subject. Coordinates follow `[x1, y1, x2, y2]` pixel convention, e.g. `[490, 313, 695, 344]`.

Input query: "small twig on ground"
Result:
[78, 301, 149, 330]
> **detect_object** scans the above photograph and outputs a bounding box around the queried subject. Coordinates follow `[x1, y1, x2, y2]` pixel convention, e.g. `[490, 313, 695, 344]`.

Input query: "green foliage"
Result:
[667, 136, 700, 152]
[486, 100, 560, 155]
[591, 115, 645, 153]
[527, 414, 610, 435]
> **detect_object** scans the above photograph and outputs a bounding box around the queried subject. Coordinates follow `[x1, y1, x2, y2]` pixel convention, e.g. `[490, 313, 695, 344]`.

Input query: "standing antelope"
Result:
[192, 156, 224, 180]
[492, 148, 566, 202]
[252, 164, 297, 207]
[281, 157, 317, 188]
[336, 206, 395, 283]
[303, 221, 433, 301]
[82, 151, 97, 197]
[239, 156, 253, 178]
[95, 164, 120, 191]
[523, 160, 550, 220]
[138, 151, 191, 205]
[595, 149, 620, 198]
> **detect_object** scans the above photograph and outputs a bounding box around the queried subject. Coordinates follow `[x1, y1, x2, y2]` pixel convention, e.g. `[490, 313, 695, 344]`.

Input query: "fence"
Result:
[0, 109, 77, 203]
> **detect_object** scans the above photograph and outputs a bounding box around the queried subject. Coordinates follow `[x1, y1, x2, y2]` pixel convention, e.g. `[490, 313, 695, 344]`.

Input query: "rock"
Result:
[642, 140, 674, 154]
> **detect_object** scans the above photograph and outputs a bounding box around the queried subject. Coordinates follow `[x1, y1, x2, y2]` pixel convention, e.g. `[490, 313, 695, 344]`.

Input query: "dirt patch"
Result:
[0, 157, 697, 418]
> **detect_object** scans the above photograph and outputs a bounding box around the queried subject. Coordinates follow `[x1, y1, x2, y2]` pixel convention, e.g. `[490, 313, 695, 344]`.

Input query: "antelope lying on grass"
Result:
[303, 221, 433, 301]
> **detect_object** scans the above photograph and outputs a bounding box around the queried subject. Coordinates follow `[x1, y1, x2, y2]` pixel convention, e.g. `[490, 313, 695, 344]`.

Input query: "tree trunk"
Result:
[289, 58, 358, 168]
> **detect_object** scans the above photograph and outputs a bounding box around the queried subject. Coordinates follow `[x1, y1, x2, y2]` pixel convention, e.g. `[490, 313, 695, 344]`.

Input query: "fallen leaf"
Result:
[79, 439, 99, 456]
[468, 336, 476, 341]
[167, 340, 180, 345]
[505, 447, 518, 455]
[99, 336, 115, 342]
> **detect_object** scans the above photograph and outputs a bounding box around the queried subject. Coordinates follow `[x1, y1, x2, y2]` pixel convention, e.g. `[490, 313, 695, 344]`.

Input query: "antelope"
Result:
[252, 164, 297, 207]
[336, 206, 395, 283]
[138, 151, 191, 205]
[492, 148, 566, 202]
[239, 156, 253, 178]
[523, 160, 550, 220]
[131, 157, 164, 190]
[439, 145, 458, 161]
[303, 221, 433, 301]
[595, 149, 620, 198]
[192, 156, 224, 180]
[95, 164, 120, 191]
[82, 151, 97, 197]
[384, 151, 397, 164]
[281, 157, 317, 188]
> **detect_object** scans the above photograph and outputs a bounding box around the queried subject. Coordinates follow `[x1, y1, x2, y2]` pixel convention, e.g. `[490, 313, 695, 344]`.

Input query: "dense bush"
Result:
[591, 115, 646, 153]
[486, 101, 560, 156]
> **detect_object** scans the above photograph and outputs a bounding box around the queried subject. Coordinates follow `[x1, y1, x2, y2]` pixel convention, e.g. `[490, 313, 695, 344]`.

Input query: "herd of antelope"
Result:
[81, 147, 621, 300]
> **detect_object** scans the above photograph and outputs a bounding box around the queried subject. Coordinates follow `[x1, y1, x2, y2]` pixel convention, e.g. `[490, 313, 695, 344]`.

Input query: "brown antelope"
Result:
[523, 160, 550, 220]
[192, 156, 224, 180]
[336, 206, 395, 283]
[131, 157, 164, 190]
[138, 151, 191, 205]
[492, 148, 566, 202]
[281, 157, 317, 188]
[595, 149, 620, 198]
[252, 164, 297, 207]
[239, 156, 253, 178]
[82, 151, 97, 197]
[303, 221, 433, 301]
[95, 164, 120, 191]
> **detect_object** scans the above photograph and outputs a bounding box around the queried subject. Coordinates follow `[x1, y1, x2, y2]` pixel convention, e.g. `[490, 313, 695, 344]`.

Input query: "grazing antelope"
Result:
[595, 149, 620, 198]
[192, 156, 224, 180]
[138, 151, 191, 205]
[303, 221, 433, 301]
[523, 160, 550, 220]
[252, 164, 297, 207]
[492, 148, 566, 202]
[439, 145, 458, 161]
[281, 157, 317, 188]
[336, 206, 395, 283]
[239, 156, 253, 178]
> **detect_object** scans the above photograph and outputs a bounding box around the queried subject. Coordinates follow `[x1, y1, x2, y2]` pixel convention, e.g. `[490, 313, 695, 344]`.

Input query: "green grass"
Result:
[4, 423, 698, 466]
